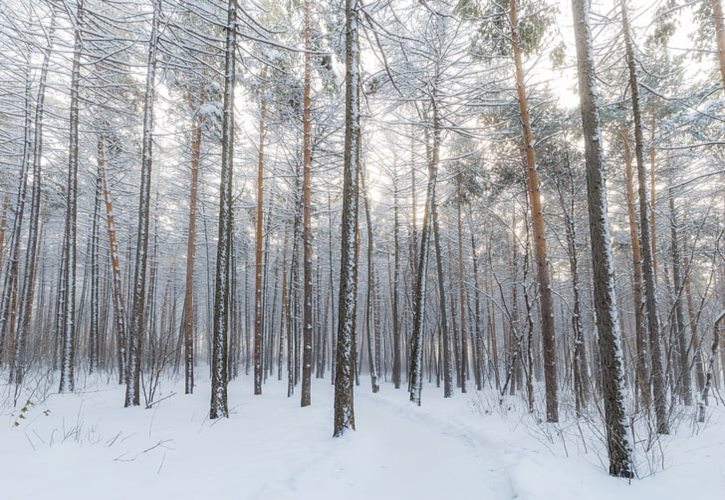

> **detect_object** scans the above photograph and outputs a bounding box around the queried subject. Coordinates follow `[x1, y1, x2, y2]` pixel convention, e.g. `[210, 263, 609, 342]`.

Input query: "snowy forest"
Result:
[0, 0, 724, 498]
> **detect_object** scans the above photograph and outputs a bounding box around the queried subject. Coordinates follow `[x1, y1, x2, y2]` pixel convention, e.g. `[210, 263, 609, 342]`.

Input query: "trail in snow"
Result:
[1, 376, 723, 500]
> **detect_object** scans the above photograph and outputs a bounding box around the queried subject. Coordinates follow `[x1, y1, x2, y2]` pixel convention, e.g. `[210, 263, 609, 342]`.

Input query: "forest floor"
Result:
[1, 373, 724, 500]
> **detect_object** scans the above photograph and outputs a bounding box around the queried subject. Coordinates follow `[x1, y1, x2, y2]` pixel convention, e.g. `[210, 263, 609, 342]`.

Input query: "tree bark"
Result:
[99, 134, 127, 385]
[301, 0, 314, 406]
[408, 106, 440, 405]
[572, 0, 634, 477]
[509, 0, 558, 422]
[456, 176, 469, 394]
[209, 0, 237, 419]
[431, 157, 452, 398]
[668, 189, 692, 405]
[361, 169, 380, 393]
[621, 0, 669, 434]
[12, 18, 55, 385]
[59, 0, 85, 394]
[622, 131, 650, 411]
[181, 83, 205, 395]
[254, 96, 267, 396]
[392, 175, 402, 389]
[333, 0, 359, 436]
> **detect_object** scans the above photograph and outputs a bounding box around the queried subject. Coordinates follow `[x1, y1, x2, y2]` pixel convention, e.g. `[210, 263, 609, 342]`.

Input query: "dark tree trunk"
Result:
[209, 0, 237, 419]
[621, 0, 669, 434]
[59, 0, 85, 394]
[333, 0, 360, 437]
[572, 0, 634, 477]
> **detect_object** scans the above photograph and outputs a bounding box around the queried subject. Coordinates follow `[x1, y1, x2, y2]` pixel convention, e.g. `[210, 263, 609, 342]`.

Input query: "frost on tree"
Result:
[125, 0, 161, 407]
[333, 0, 360, 437]
[210, 0, 238, 420]
[571, 0, 634, 478]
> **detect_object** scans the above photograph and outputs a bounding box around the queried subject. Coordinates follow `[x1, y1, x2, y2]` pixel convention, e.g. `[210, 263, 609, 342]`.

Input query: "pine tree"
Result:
[333, 0, 360, 437]
[571, 0, 634, 477]
[209, 0, 238, 420]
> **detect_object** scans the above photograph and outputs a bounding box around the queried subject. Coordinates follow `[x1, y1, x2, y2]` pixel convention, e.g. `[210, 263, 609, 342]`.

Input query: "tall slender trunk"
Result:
[59, 0, 85, 393]
[0, 65, 33, 366]
[621, 0, 669, 434]
[12, 19, 55, 384]
[301, 0, 314, 406]
[622, 131, 650, 410]
[333, 0, 360, 436]
[182, 83, 205, 395]
[509, 212, 520, 396]
[125, 0, 160, 406]
[288, 171, 303, 396]
[555, 165, 589, 416]
[0, 194, 8, 273]
[209, 0, 237, 419]
[697, 311, 725, 422]
[361, 169, 380, 393]
[456, 176, 468, 394]
[684, 248, 706, 392]
[509, 0, 558, 422]
[392, 176, 402, 388]
[468, 212, 484, 390]
[431, 174, 452, 398]
[649, 115, 659, 279]
[279, 226, 289, 382]
[408, 103, 440, 405]
[254, 96, 267, 396]
[668, 189, 691, 405]
[572, 0, 634, 477]
[99, 134, 127, 384]
[88, 170, 101, 374]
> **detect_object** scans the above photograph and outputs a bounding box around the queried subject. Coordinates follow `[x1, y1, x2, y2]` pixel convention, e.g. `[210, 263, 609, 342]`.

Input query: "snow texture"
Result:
[3, 377, 724, 500]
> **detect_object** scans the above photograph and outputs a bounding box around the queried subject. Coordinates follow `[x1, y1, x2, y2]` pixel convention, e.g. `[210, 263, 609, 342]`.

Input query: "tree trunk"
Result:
[125, 0, 160, 406]
[572, 0, 634, 477]
[468, 212, 484, 390]
[88, 169, 101, 374]
[99, 134, 127, 385]
[621, 131, 650, 411]
[431, 156, 452, 398]
[668, 189, 692, 405]
[684, 249, 706, 392]
[301, 0, 314, 407]
[649, 115, 659, 279]
[392, 175, 402, 389]
[509, 0, 558, 422]
[12, 18, 55, 385]
[254, 96, 267, 396]
[0, 194, 8, 273]
[0, 63, 33, 368]
[59, 0, 85, 394]
[181, 83, 205, 395]
[697, 311, 725, 422]
[408, 105, 441, 405]
[621, 0, 669, 434]
[555, 164, 589, 416]
[333, 0, 359, 437]
[209, 0, 237, 419]
[456, 176, 468, 394]
[361, 169, 380, 393]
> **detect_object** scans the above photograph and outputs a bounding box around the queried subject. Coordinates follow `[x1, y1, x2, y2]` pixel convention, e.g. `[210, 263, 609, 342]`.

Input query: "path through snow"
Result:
[1, 376, 723, 500]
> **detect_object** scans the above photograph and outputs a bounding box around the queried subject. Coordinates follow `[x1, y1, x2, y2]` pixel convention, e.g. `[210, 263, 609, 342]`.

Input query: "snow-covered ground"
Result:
[2, 375, 723, 500]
